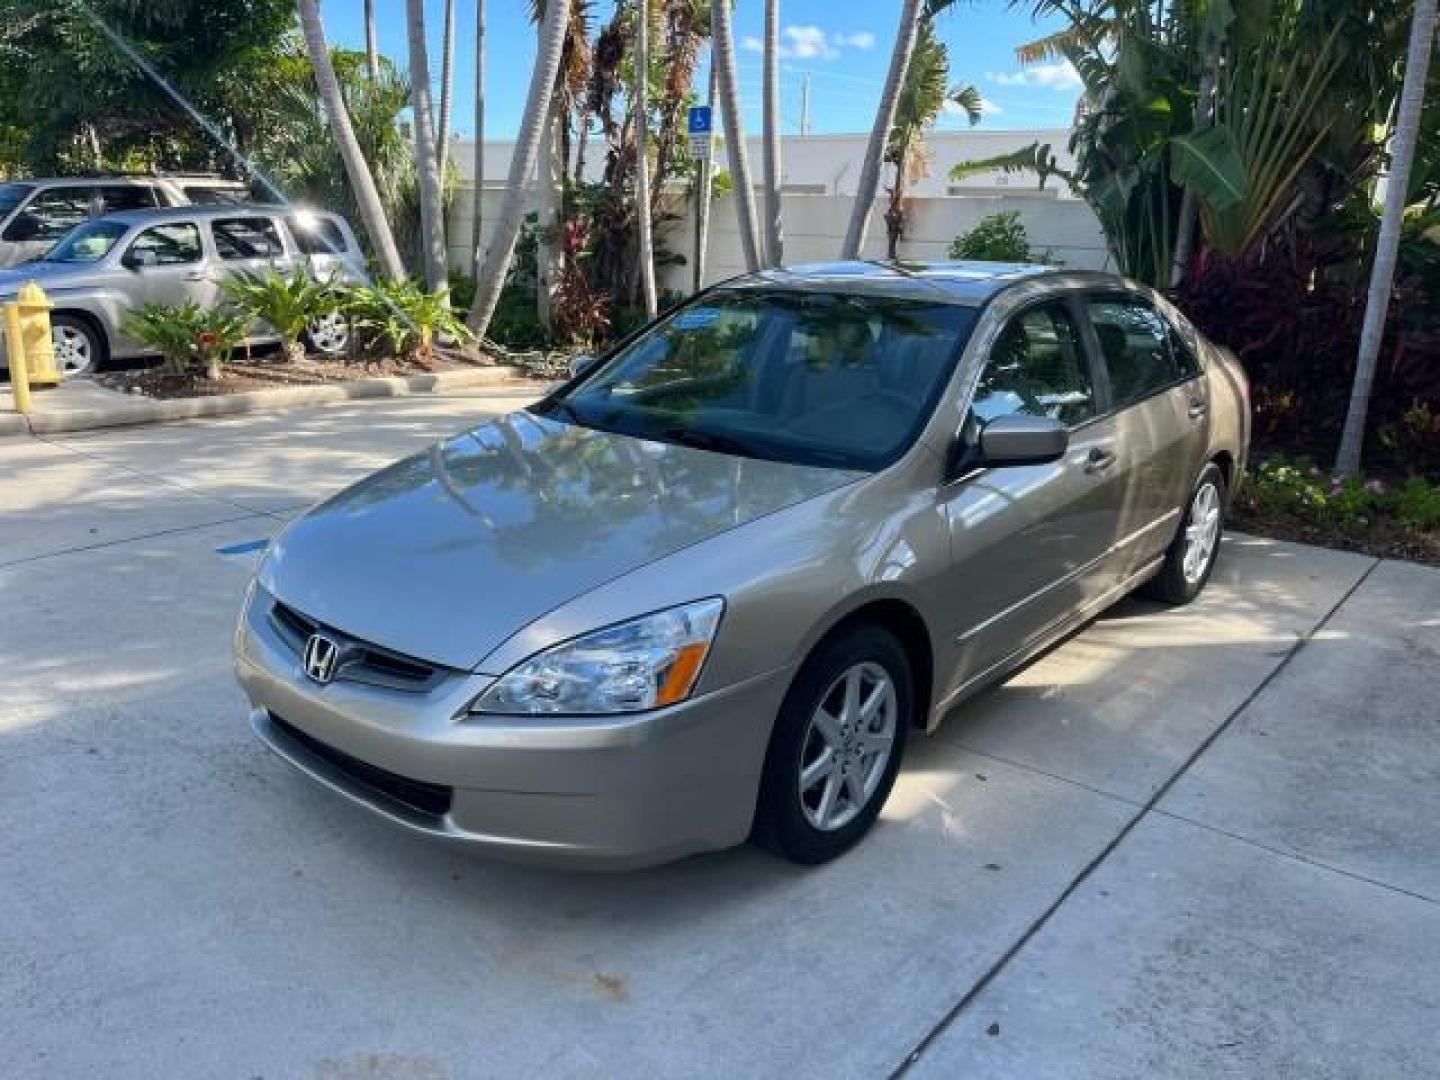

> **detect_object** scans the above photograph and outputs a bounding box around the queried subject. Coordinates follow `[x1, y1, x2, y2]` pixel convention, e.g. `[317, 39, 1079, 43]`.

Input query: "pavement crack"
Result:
[889, 555, 1383, 1077]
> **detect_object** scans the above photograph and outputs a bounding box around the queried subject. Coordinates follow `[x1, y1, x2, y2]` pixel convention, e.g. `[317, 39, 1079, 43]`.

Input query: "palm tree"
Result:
[842, 0, 924, 259]
[709, 0, 761, 272]
[636, 0, 658, 318]
[468, 0, 573, 337]
[407, 0, 449, 292]
[884, 22, 979, 260]
[761, 0, 783, 267]
[471, 0, 487, 280]
[364, 0, 380, 81]
[438, 0, 457, 177]
[297, 0, 405, 281]
[1336, 0, 1438, 476]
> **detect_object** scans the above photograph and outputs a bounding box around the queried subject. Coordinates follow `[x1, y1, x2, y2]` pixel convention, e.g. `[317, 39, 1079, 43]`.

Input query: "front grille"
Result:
[270, 713, 453, 818]
[268, 598, 449, 692]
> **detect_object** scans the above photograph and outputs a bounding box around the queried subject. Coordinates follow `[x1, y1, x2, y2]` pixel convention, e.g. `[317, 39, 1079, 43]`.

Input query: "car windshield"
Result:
[0, 182, 33, 219]
[43, 219, 129, 263]
[535, 289, 975, 471]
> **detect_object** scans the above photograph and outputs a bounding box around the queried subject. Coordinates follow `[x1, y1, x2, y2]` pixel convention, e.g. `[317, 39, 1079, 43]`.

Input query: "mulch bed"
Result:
[1230, 507, 1440, 568]
[95, 350, 500, 400]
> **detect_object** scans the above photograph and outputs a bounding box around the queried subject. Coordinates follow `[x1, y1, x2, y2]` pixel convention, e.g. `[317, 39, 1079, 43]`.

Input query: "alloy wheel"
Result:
[1182, 481, 1222, 584]
[307, 311, 349, 355]
[798, 661, 898, 832]
[52, 323, 94, 377]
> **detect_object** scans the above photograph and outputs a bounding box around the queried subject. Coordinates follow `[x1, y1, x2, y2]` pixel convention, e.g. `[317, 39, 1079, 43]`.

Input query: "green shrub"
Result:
[342, 278, 473, 360]
[949, 211, 1053, 264]
[222, 268, 340, 361]
[1237, 456, 1440, 536]
[121, 301, 248, 378]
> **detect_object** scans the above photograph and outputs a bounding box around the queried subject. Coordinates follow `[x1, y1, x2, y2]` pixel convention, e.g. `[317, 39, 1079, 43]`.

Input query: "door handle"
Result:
[1084, 448, 1117, 474]
[1188, 398, 1209, 419]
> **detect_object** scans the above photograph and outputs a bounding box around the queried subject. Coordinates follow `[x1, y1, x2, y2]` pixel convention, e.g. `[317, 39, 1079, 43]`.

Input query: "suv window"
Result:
[127, 223, 202, 265]
[98, 185, 159, 213]
[212, 217, 285, 260]
[286, 215, 349, 255]
[3, 186, 92, 242]
[1088, 299, 1197, 406]
[972, 302, 1096, 427]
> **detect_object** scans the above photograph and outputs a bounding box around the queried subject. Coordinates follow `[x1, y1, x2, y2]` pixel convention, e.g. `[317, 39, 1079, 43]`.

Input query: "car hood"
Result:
[0, 261, 100, 294]
[260, 411, 865, 671]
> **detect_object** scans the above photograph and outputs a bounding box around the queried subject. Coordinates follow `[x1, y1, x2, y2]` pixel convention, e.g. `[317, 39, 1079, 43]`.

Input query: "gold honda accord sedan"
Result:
[236, 262, 1249, 869]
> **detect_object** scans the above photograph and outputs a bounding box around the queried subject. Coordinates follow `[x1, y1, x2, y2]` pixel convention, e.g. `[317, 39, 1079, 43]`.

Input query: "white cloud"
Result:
[985, 61, 1083, 91]
[740, 26, 875, 61]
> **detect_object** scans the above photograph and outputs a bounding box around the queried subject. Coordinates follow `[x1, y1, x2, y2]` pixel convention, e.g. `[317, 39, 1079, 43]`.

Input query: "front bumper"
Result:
[235, 590, 792, 870]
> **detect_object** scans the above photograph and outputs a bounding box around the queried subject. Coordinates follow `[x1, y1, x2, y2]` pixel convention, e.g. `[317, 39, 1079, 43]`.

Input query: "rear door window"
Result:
[286, 215, 349, 255]
[98, 185, 160, 213]
[212, 217, 286, 260]
[973, 301, 1097, 427]
[1086, 299, 1198, 407]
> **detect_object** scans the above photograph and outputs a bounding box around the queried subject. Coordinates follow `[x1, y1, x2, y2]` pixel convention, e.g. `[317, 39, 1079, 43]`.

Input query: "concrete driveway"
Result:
[2, 393, 1436, 1079]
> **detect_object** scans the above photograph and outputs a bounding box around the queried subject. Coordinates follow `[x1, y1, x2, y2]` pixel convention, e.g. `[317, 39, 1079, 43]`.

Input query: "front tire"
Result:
[304, 310, 350, 357]
[1143, 462, 1227, 605]
[753, 625, 912, 865]
[51, 314, 106, 377]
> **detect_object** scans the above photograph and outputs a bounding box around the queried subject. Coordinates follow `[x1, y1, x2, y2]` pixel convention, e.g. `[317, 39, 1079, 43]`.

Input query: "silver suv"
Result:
[0, 176, 253, 269]
[0, 205, 366, 376]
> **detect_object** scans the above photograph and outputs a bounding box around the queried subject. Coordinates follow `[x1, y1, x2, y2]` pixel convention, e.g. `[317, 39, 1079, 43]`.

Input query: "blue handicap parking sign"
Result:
[688, 106, 713, 135]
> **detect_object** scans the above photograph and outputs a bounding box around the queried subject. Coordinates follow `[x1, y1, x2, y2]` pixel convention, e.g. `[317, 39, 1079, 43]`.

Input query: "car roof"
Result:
[96, 204, 335, 227]
[721, 260, 1126, 307]
[0, 175, 245, 187]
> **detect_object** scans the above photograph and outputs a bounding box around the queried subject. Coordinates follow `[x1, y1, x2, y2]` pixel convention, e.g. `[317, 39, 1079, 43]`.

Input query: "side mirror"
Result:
[977, 414, 1069, 468]
[568, 353, 600, 379]
[122, 248, 158, 271]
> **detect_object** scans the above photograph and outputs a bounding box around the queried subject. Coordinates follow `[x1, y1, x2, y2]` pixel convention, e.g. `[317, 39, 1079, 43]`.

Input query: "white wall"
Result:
[454, 127, 1078, 199]
[447, 187, 1111, 290]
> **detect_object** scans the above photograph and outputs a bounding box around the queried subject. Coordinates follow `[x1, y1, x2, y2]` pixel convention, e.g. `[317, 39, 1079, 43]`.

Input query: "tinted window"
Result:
[3, 186, 92, 242]
[127, 223, 202, 265]
[212, 217, 284, 259]
[1088, 299, 1196, 406]
[0, 182, 34, 218]
[185, 185, 251, 206]
[46, 220, 129, 264]
[973, 302, 1096, 426]
[98, 185, 158, 212]
[287, 215, 349, 255]
[538, 289, 975, 471]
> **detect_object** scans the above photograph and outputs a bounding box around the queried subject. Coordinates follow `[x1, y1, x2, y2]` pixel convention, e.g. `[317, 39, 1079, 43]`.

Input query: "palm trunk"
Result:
[761, 0, 784, 267]
[364, 0, 380, 80]
[693, 58, 718, 293]
[636, 0, 658, 318]
[536, 90, 561, 330]
[407, 0, 449, 293]
[1170, 56, 1220, 287]
[438, 0, 457, 178]
[842, 0, 923, 259]
[709, 0, 761, 272]
[467, 0, 573, 337]
[1336, 0, 1437, 477]
[298, 0, 405, 281]
[471, 0, 487, 280]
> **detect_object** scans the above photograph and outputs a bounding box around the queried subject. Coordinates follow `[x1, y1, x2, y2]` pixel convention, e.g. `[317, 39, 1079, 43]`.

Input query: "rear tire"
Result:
[753, 624, 912, 865]
[304, 311, 350, 357]
[1142, 462, 1226, 605]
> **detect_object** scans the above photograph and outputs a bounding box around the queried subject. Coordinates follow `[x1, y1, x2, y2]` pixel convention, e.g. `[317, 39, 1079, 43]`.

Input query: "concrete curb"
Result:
[7, 366, 540, 436]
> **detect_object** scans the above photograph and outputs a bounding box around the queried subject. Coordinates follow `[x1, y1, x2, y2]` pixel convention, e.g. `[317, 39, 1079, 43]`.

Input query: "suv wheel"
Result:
[753, 624, 911, 864]
[305, 311, 350, 357]
[51, 314, 104, 377]
[1143, 462, 1227, 605]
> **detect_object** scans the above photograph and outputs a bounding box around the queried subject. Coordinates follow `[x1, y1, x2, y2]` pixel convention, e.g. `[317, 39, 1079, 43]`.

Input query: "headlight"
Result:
[469, 598, 725, 716]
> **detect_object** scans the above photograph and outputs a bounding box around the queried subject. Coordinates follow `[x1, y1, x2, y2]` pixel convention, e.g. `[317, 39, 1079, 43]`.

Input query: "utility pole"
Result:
[801, 74, 811, 136]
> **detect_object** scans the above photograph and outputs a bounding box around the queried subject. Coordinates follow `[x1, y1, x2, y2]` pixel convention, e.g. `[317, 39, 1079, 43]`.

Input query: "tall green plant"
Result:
[223, 268, 339, 361]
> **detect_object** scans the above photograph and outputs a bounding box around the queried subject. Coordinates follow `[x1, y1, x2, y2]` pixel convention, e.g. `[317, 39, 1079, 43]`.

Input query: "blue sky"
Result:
[322, 1, 1081, 139]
